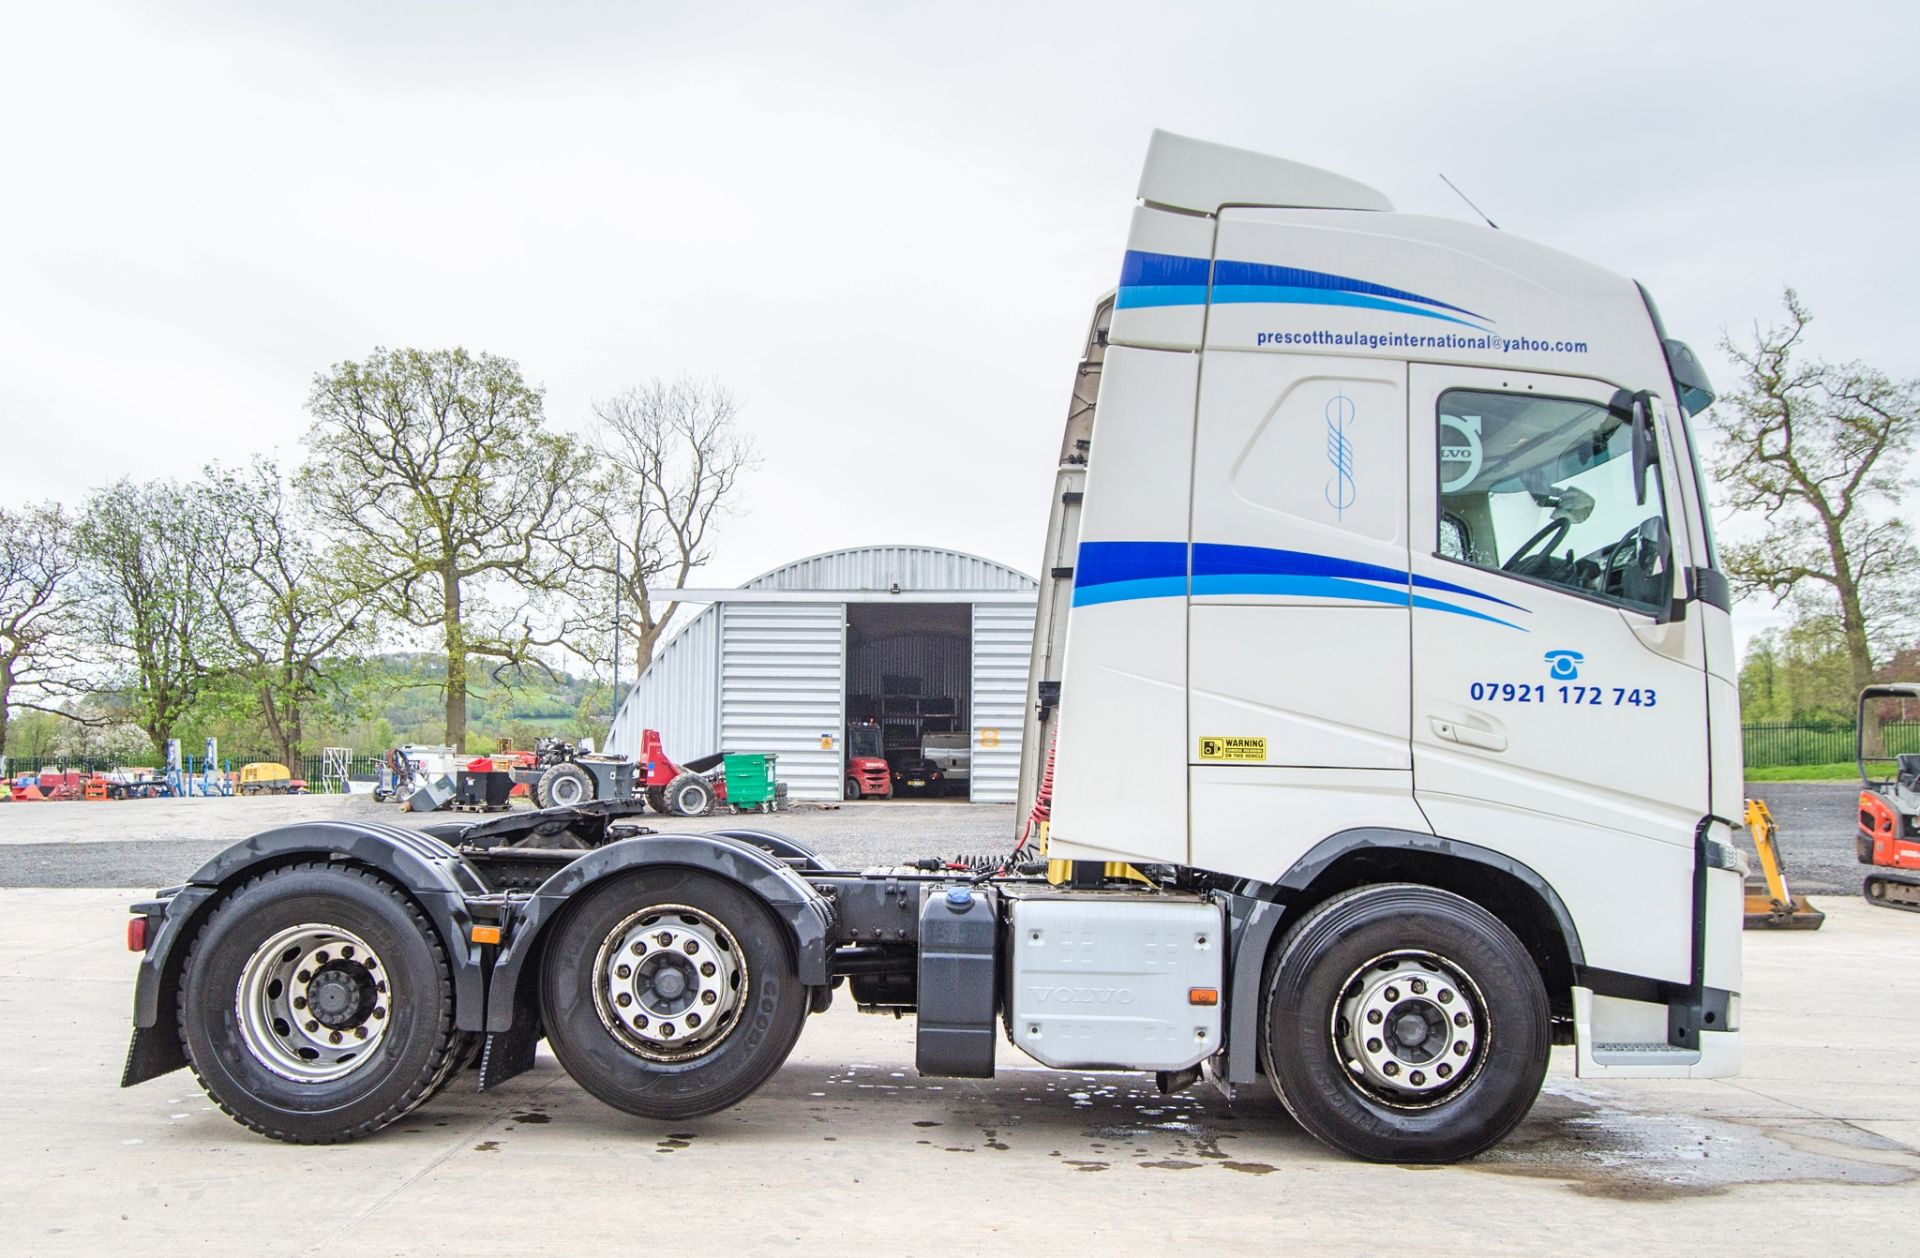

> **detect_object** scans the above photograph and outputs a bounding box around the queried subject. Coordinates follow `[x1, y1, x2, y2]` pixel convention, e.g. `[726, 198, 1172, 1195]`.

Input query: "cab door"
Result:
[1406, 365, 1707, 984]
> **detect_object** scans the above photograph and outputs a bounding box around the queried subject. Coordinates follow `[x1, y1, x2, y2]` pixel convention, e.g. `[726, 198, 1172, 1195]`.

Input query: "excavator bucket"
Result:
[1742, 799, 1826, 930]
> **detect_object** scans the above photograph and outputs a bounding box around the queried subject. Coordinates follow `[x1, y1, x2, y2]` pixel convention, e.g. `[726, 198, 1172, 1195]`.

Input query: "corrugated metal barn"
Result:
[605, 546, 1039, 803]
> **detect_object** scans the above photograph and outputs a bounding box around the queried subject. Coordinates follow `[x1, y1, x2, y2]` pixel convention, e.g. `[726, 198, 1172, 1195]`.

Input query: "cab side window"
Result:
[1438, 389, 1670, 614]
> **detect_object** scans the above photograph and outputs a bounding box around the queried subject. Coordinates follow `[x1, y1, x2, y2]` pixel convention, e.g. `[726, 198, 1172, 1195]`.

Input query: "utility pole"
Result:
[611, 542, 622, 718]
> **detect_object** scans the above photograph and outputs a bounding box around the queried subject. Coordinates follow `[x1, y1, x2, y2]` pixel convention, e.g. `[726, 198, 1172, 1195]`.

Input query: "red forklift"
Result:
[1856, 683, 1920, 912]
[844, 720, 892, 800]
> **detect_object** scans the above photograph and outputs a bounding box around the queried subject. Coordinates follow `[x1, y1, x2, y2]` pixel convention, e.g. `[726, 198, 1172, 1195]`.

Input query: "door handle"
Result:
[1430, 717, 1507, 753]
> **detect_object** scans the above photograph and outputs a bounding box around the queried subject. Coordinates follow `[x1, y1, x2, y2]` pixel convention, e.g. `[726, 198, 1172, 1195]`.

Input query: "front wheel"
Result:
[540, 762, 595, 808]
[1262, 883, 1549, 1163]
[665, 772, 715, 817]
[177, 863, 464, 1143]
[539, 869, 809, 1120]
[844, 777, 860, 801]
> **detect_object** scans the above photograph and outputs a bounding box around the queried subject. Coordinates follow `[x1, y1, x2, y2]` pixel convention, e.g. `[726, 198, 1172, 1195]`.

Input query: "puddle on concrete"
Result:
[1475, 1082, 1917, 1199]
[512, 1111, 551, 1125]
[473, 1140, 499, 1153]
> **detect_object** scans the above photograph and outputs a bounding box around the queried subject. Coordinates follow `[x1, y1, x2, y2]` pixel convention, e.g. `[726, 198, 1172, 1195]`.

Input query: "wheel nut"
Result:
[1383, 1062, 1399, 1077]
[683, 940, 699, 955]
[315, 951, 330, 965]
[617, 964, 632, 979]
[701, 990, 717, 1005]
[631, 941, 646, 956]
[293, 996, 307, 1010]
[700, 962, 716, 977]
[1454, 1012, 1468, 1027]
[686, 1012, 702, 1028]
[1454, 1040, 1468, 1056]
[1437, 1064, 1452, 1079]
[1409, 1070, 1426, 1086]
[1411, 980, 1427, 995]
[1366, 1038, 1383, 1053]
[363, 958, 376, 971]
[1438, 990, 1453, 1004]
[341, 946, 355, 959]
[354, 1026, 367, 1040]
[655, 932, 673, 947]
[330, 1031, 342, 1044]
[372, 1007, 386, 1020]
[616, 992, 632, 1007]
[1366, 1009, 1382, 1025]
[297, 970, 312, 983]
[660, 1023, 675, 1037]
[306, 1020, 319, 1032]
[1384, 986, 1400, 1001]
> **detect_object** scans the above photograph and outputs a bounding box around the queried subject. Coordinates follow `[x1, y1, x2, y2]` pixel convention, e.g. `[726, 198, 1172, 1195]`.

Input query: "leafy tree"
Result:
[74, 479, 222, 755]
[565, 377, 757, 680]
[199, 460, 375, 766]
[297, 348, 580, 751]
[1709, 289, 1920, 702]
[49, 719, 152, 766]
[0, 502, 83, 759]
[1736, 622, 1854, 724]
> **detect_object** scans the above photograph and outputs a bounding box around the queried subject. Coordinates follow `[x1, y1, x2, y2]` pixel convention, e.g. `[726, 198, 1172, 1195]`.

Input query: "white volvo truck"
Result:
[122, 132, 1743, 1163]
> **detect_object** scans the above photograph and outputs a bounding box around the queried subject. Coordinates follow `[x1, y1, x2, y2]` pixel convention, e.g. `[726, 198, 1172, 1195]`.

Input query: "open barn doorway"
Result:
[843, 602, 971, 800]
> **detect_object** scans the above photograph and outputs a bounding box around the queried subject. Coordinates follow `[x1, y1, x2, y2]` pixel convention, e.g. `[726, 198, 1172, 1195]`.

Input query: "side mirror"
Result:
[1662, 339, 1716, 415]
[1630, 391, 1659, 506]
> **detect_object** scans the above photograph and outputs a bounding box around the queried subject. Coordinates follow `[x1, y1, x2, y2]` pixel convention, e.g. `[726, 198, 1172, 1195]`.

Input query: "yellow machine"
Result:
[237, 762, 294, 796]
[1743, 798, 1825, 930]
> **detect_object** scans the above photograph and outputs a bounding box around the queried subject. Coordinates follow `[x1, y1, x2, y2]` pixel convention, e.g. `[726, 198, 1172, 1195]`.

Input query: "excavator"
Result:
[1857, 683, 1920, 912]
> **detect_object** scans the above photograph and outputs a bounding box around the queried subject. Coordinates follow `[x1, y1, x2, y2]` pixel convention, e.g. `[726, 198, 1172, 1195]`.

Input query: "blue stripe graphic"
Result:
[1114, 250, 1493, 329]
[1071, 540, 1527, 630]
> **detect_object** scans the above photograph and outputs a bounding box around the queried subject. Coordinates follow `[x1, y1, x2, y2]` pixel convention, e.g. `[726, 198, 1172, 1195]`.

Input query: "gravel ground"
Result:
[0, 794, 1020, 889]
[0, 781, 1870, 894]
[1741, 779, 1865, 896]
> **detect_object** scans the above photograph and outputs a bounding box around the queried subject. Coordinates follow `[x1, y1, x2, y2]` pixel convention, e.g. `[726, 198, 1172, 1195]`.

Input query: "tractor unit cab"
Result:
[1856, 683, 1920, 911]
[1026, 129, 1745, 1091]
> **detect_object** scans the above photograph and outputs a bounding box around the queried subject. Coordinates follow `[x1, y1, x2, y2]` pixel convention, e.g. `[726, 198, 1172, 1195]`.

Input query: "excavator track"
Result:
[1864, 871, 1920, 913]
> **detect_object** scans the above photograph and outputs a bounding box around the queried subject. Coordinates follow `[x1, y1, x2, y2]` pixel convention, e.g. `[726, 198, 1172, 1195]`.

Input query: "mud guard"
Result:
[123, 821, 495, 1087]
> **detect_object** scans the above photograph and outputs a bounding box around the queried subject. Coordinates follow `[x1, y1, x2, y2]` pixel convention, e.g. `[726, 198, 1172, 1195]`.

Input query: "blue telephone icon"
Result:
[1544, 650, 1584, 681]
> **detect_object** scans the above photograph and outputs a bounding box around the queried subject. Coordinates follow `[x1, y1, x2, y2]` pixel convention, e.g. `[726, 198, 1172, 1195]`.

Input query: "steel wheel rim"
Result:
[592, 903, 748, 1062]
[551, 774, 585, 805]
[235, 923, 394, 1083]
[1330, 949, 1487, 1108]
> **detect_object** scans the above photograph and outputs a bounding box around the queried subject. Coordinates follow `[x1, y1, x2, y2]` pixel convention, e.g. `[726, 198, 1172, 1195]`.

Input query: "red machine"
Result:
[843, 721, 892, 800]
[639, 728, 726, 816]
[1856, 683, 1920, 913]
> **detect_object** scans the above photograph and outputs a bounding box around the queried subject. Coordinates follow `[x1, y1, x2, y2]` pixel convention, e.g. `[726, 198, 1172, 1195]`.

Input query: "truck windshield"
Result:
[1438, 389, 1671, 614]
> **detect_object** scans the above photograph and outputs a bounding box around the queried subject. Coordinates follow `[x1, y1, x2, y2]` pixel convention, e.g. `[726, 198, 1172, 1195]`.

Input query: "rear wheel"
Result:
[665, 772, 715, 817]
[1261, 883, 1549, 1163]
[539, 869, 809, 1120]
[645, 786, 669, 814]
[178, 863, 462, 1143]
[844, 777, 861, 801]
[540, 762, 595, 808]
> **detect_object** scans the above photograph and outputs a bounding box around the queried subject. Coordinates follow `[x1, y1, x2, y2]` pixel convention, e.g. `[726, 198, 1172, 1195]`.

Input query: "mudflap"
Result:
[1865, 870, 1920, 913]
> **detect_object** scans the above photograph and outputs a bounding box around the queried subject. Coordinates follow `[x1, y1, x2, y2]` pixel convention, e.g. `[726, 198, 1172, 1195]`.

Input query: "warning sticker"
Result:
[1198, 736, 1267, 762]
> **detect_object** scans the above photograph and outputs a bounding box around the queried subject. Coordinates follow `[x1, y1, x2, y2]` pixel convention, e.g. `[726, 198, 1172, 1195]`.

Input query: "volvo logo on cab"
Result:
[1029, 985, 1136, 1005]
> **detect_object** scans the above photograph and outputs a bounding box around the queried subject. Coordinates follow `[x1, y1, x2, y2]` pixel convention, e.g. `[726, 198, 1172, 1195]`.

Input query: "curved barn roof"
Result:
[741, 545, 1037, 593]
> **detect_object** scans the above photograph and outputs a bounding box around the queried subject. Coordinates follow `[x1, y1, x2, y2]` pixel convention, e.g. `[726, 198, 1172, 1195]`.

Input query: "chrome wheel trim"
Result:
[591, 903, 748, 1063]
[234, 923, 393, 1084]
[1331, 949, 1486, 1108]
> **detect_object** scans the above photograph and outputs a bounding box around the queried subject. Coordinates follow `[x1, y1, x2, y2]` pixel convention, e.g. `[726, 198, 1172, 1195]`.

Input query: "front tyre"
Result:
[664, 772, 715, 817]
[1262, 883, 1549, 1164]
[540, 762, 596, 807]
[539, 869, 808, 1121]
[178, 863, 462, 1143]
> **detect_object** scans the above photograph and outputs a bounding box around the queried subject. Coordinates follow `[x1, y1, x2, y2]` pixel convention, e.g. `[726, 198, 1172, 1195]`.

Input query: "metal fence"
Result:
[1742, 721, 1920, 769]
[4, 751, 388, 791]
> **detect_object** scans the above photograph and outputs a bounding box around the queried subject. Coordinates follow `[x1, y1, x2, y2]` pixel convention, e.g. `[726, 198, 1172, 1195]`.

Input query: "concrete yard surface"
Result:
[5, 891, 1917, 1257]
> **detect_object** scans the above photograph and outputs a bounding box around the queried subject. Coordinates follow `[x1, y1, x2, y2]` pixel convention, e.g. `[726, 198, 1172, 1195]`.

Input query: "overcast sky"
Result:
[4, 1, 1915, 658]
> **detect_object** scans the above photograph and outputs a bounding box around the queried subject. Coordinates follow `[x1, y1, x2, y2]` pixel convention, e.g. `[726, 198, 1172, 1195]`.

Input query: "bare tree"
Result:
[569, 378, 757, 679]
[200, 459, 375, 767]
[297, 347, 579, 751]
[74, 479, 224, 755]
[0, 502, 83, 759]
[1708, 289, 1920, 702]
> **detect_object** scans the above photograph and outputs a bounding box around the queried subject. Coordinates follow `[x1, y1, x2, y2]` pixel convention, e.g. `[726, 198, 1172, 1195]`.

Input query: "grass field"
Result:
[1745, 762, 1861, 782]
